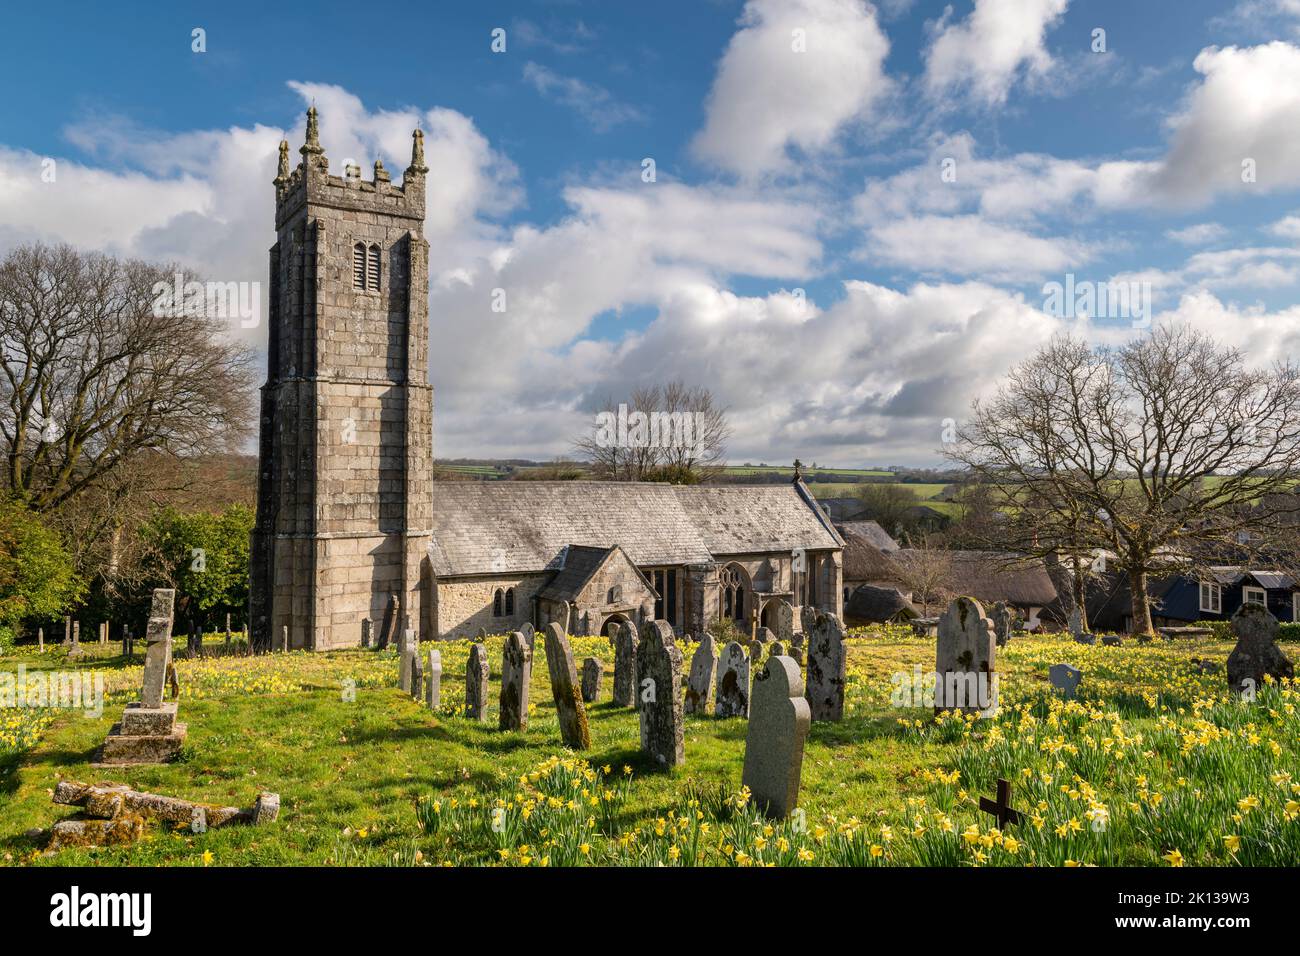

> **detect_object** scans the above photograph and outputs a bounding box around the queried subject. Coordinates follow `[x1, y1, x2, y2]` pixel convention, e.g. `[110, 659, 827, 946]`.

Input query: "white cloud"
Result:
[1165, 222, 1228, 245]
[521, 63, 645, 131]
[923, 0, 1069, 106]
[1269, 213, 1300, 238]
[692, 0, 891, 179]
[865, 214, 1093, 280]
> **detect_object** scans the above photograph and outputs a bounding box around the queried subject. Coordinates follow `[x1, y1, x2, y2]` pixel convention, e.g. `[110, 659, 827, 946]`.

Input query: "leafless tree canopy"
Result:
[891, 533, 954, 616]
[854, 483, 920, 538]
[948, 325, 1300, 635]
[574, 381, 731, 483]
[0, 243, 257, 514]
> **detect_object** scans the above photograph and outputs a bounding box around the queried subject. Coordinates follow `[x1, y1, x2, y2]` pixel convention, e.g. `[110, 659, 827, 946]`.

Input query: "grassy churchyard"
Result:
[3, 627, 1298, 868]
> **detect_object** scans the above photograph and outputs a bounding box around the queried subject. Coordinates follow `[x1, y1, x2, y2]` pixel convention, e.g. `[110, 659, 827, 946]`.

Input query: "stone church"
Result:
[250, 111, 843, 650]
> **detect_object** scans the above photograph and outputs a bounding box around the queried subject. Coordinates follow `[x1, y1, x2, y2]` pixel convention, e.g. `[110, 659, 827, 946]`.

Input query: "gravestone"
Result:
[544, 623, 590, 749]
[225, 613, 232, 648]
[278, 625, 289, 652]
[637, 620, 684, 767]
[100, 622, 108, 645]
[408, 643, 423, 701]
[581, 657, 603, 704]
[466, 642, 490, 721]
[122, 627, 132, 659]
[499, 632, 530, 730]
[613, 621, 638, 707]
[521, 622, 535, 652]
[773, 599, 796, 644]
[788, 634, 805, 666]
[37, 627, 44, 653]
[1049, 663, 1082, 700]
[991, 602, 1013, 648]
[769, 641, 785, 657]
[749, 639, 765, 666]
[361, 618, 372, 649]
[756, 626, 775, 644]
[714, 641, 750, 718]
[1101, 635, 1122, 647]
[802, 607, 847, 722]
[67, 621, 83, 660]
[1068, 608, 1094, 644]
[99, 588, 187, 765]
[684, 633, 718, 715]
[398, 637, 414, 693]
[377, 592, 399, 650]
[742, 655, 810, 818]
[63, 615, 71, 647]
[935, 596, 998, 715]
[1226, 603, 1294, 695]
[477, 626, 488, 640]
[426, 648, 442, 709]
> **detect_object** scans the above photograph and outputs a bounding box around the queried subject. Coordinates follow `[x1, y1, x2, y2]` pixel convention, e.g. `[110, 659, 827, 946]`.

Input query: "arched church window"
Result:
[367, 243, 381, 291]
[493, 589, 503, 617]
[504, 588, 515, 616]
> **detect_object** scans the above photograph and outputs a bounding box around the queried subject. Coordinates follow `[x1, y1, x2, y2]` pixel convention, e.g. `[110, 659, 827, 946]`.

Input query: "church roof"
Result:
[536, 544, 654, 603]
[427, 480, 841, 577]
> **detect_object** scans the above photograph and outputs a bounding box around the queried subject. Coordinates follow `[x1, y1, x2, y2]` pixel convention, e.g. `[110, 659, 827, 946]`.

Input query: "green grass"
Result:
[2, 631, 1297, 867]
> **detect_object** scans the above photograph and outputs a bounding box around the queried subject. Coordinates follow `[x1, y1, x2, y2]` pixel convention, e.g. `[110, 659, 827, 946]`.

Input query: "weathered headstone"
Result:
[742, 656, 810, 818]
[544, 623, 590, 749]
[714, 641, 750, 718]
[935, 596, 998, 715]
[278, 625, 289, 652]
[1068, 608, 1094, 644]
[755, 626, 775, 644]
[802, 606, 847, 722]
[1101, 635, 1122, 647]
[684, 633, 718, 715]
[581, 657, 603, 704]
[398, 638, 413, 693]
[63, 615, 71, 647]
[477, 626, 488, 640]
[637, 620, 684, 767]
[1226, 603, 1294, 695]
[613, 621, 637, 707]
[141, 591, 175, 710]
[37, 627, 44, 653]
[499, 632, 530, 730]
[466, 642, 490, 721]
[408, 642, 423, 701]
[100, 622, 108, 645]
[225, 613, 232, 648]
[773, 599, 796, 644]
[426, 648, 442, 709]
[361, 617, 372, 648]
[1049, 663, 1082, 700]
[991, 602, 1013, 648]
[377, 592, 399, 650]
[769, 641, 785, 657]
[521, 621, 535, 652]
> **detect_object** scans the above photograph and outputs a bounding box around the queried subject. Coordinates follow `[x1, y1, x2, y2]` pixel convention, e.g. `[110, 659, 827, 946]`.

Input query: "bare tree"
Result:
[891, 532, 954, 616]
[574, 381, 730, 483]
[949, 326, 1300, 636]
[0, 243, 257, 514]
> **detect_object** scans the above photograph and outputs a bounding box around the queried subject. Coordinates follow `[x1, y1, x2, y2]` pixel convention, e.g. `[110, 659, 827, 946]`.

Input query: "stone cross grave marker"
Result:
[613, 620, 637, 707]
[544, 623, 590, 749]
[802, 606, 847, 722]
[935, 597, 998, 715]
[141, 590, 176, 709]
[684, 633, 717, 715]
[1226, 602, 1294, 696]
[637, 620, 684, 767]
[409, 640, 423, 701]
[466, 641, 490, 721]
[715, 640, 750, 718]
[499, 632, 531, 730]
[427, 648, 442, 710]
[1049, 663, 1082, 700]
[742, 655, 811, 819]
[581, 657, 603, 704]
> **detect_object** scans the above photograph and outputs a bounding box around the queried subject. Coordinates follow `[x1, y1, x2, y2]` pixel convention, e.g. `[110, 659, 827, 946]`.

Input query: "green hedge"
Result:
[1195, 619, 1300, 641]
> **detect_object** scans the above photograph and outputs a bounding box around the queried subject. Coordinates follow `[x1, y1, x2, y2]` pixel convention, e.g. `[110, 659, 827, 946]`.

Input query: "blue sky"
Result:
[3, 0, 1300, 466]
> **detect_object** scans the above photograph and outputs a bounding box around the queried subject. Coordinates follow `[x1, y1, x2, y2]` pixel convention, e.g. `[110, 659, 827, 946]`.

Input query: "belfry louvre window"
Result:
[352, 242, 382, 292]
[352, 243, 366, 290]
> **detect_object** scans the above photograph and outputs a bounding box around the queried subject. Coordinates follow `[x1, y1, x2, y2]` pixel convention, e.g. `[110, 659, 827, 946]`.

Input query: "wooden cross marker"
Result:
[979, 778, 1023, 828]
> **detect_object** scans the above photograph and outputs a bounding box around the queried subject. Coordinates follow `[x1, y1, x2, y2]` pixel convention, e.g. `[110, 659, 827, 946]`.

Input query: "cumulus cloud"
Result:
[1165, 222, 1229, 245]
[923, 0, 1069, 106]
[691, 0, 891, 179]
[865, 214, 1093, 281]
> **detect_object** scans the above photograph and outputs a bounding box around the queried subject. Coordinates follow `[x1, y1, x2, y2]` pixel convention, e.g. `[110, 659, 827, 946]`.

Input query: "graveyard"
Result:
[3, 614, 1296, 867]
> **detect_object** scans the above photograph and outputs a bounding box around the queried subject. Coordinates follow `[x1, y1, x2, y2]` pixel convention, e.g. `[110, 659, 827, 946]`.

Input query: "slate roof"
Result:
[839, 528, 902, 583]
[836, 520, 900, 552]
[845, 585, 919, 624]
[891, 549, 1060, 607]
[428, 480, 841, 577]
[536, 544, 654, 603]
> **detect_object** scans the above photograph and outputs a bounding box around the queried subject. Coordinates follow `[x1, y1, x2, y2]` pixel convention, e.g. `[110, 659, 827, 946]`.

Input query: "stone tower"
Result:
[249, 108, 433, 650]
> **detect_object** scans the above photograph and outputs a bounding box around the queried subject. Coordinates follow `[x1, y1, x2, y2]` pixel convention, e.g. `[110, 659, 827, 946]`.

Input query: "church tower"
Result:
[250, 108, 434, 650]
